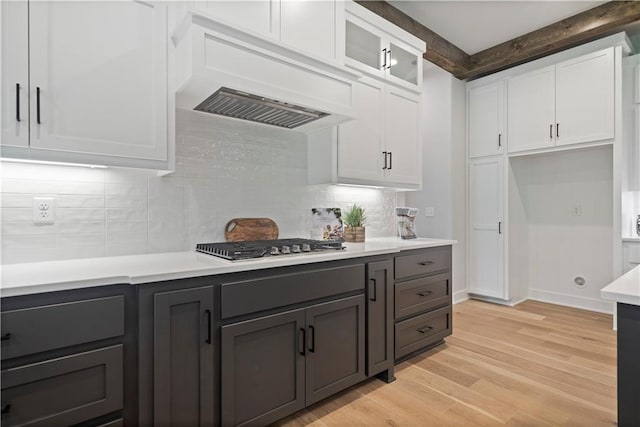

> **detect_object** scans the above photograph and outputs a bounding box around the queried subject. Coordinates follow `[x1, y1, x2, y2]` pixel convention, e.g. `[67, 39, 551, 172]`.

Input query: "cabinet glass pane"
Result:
[389, 43, 417, 85]
[345, 21, 381, 71]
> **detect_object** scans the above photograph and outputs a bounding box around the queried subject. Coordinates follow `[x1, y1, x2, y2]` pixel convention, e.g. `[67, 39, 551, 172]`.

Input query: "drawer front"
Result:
[395, 306, 451, 360]
[98, 418, 124, 427]
[1, 345, 123, 427]
[395, 246, 451, 280]
[1, 296, 124, 360]
[395, 272, 451, 320]
[222, 264, 364, 319]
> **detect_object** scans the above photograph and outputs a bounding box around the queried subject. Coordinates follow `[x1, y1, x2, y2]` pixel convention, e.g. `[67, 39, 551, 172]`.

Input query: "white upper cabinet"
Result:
[555, 48, 614, 146]
[507, 65, 556, 153]
[190, 1, 280, 40]
[468, 156, 506, 299]
[507, 47, 615, 153]
[385, 85, 421, 186]
[468, 81, 505, 158]
[344, 2, 424, 91]
[28, 1, 168, 162]
[1, 0, 29, 149]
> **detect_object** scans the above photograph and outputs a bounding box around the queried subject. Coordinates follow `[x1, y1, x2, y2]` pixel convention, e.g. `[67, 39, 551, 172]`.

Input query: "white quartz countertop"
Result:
[601, 265, 640, 306]
[0, 237, 455, 297]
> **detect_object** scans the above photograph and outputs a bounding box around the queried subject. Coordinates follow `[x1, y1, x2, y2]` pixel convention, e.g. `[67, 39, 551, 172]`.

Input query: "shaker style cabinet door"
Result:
[0, 0, 29, 149]
[507, 65, 556, 153]
[280, 0, 340, 62]
[366, 260, 394, 377]
[190, 0, 280, 41]
[555, 47, 614, 147]
[468, 157, 506, 299]
[385, 86, 421, 186]
[28, 1, 168, 160]
[468, 82, 505, 158]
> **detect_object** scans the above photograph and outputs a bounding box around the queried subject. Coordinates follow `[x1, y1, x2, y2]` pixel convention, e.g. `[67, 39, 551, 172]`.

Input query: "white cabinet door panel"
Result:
[191, 1, 279, 40]
[1, 0, 29, 148]
[468, 82, 504, 158]
[469, 157, 506, 299]
[555, 47, 614, 146]
[28, 1, 167, 160]
[281, 0, 337, 62]
[507, 66, 556, 153]
[337, 78, 385, 182]
[385, 86, 421, 186]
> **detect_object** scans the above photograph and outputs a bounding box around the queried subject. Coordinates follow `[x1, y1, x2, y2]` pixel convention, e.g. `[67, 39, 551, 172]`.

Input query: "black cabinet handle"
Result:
[418, 261, 433, 266]
[381, 48, 387, 69]
[368, 278, 377, 301]
[549, 124, 553, 139]
[1, 404, 11, 415]
[387, 50, 392, 69]
[299, 328, 306, 356]
[388, 152, 392, 170]
[205, 310, 212, 344]
[308, 325, 315, 353]
[36, 87, 41, 124]
[417, 326, 433, 334]
[382, 151, 388, 170]
[1, 333, 11, 341]
[15, 84, 20, 122]
[498, 222, 502, 234]
[498, 133, 502, 147]
[417, 290, 432, 297]
[556, 123, 559, 138]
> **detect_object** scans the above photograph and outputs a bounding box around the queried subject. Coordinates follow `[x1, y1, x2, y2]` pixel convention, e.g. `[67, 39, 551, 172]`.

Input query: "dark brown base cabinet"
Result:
[138, 278, 216, 426]
[617, 302, 640, 427]
[0, 286, 135, 427]
[221, 295, 366, 427]
[366, 259, 395, 381]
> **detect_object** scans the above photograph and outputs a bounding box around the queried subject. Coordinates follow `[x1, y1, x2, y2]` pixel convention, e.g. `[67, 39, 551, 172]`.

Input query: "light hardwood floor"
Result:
[273, 299, 616, 426]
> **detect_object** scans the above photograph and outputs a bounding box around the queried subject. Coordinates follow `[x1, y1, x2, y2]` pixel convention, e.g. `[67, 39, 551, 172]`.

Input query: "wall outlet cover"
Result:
[33, 197, 56, 224]
[425, 207, 435, 217]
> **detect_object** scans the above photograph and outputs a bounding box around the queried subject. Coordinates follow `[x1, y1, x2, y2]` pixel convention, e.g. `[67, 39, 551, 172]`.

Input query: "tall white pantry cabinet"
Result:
[467, 35, 629, 305]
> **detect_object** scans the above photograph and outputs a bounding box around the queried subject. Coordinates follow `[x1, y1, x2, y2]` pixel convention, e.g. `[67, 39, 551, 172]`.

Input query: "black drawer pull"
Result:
[299, 328, 306, 356]
[417, 290, 433, 297]
[1, 333, 11, 341]
[1, 404, 11, 415]
[417, 326, 433, 334]
[418, 261, 434, 266]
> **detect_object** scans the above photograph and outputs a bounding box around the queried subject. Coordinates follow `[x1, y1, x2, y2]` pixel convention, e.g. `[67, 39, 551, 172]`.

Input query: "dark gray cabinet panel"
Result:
[153, 286, 215, 427]
[395, 246, 452, 280]
[221, 264, 365, 319]
[221, 309, 306, 427]
[305, 295, 366, 406]
[617, 303, 640, 427]
[1, 296, 124, 360]
[97, 419, 124, 427]
[395, 272, 451, 320]
[395, 306, 451, 359]
[1, 345, 123, 427]
[366, 260, 394, 378]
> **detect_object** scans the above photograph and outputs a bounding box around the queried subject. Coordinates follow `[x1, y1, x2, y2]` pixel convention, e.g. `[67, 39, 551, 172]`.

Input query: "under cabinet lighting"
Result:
[335, 183, 384, 189]
[0, 158, 107, 169]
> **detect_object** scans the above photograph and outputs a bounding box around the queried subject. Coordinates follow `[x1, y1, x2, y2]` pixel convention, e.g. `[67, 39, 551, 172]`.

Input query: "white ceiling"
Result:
[388, 1, 608, 55]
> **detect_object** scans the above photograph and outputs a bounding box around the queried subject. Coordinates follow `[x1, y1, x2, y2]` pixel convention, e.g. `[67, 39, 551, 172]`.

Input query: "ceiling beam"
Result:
[354, 0, 471, 78]
[356, 1, 640, 81]
[463, 1, 640, 80]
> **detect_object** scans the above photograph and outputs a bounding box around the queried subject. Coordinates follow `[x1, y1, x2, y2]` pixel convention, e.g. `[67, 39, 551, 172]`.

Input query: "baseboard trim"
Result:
[453, 290, 469, 304]
[528, 289, 614, 314]
[468, 293, 518, 307]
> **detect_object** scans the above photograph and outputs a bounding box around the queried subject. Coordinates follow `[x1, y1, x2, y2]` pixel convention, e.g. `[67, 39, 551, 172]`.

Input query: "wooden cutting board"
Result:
[224, 218, 279, 242]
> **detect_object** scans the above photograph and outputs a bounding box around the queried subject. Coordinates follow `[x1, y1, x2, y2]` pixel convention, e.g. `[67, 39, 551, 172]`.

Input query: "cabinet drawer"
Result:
[222, 264, 364, 319]
[97, 418, 123, 427]
[395, 306, 451, 360]
[1, 345, 123, 427]
[395, 273, 451, 320]
[1, 296, 124, 360]
[395, 246, 451, 280]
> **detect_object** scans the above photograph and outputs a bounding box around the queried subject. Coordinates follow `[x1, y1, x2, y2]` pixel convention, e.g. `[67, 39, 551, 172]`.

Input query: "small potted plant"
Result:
[343, 204, 366, 242]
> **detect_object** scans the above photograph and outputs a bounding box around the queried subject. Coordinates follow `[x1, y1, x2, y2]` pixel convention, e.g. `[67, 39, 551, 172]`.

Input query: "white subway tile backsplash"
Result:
[1, 109, 402, 264]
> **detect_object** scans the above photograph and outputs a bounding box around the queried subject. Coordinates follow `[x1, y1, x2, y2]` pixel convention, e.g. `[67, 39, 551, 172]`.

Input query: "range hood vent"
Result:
[194, 87, 329, 129]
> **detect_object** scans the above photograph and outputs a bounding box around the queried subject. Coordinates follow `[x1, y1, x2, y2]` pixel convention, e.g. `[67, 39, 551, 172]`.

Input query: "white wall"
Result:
[510, 146, 614, 313]
[406, 60, 467, 302]
[0, 110, 402, 264]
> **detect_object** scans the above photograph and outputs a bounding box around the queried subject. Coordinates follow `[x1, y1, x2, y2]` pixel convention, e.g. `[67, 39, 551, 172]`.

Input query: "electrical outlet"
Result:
[425, 207, 435, 217]
[33, 197, 55, 224]
[572, 205, 582, 217]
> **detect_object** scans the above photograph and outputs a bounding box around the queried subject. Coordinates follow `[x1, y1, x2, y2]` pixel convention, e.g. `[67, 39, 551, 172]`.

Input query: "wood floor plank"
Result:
[272, 300, 616, 426]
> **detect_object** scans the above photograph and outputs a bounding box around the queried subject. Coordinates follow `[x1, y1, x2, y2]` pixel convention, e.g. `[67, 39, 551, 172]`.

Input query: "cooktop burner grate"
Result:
[196, 238, 345, 260]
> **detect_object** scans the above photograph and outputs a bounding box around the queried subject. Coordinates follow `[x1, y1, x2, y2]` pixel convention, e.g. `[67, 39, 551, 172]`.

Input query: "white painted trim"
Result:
[467, 293, 512, 306]
[453, 289, 469, 304]
[528, 288, 614, 314]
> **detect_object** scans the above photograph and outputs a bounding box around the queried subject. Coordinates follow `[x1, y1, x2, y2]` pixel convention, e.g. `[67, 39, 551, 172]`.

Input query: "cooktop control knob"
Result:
[270, 246, 280, 255]
[281, 246, 291, 254]
[302, 244, 311, 252]
[291, 245, 301, 253]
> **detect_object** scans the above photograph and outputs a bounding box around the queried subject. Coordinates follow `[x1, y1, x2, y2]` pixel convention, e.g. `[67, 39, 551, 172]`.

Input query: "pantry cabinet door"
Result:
[507, 65, 556, 153]
[555, 47, 614, 147]
[468, 82, 505, 158]
[1, 0, 29, 148]
[468, 157, 506, 299]
[28, 1, 168, 161]
[385, 85, 421, 186]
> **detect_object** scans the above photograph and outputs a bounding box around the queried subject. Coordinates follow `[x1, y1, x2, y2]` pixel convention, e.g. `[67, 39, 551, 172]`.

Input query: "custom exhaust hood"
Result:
[173, 12, 357, 132]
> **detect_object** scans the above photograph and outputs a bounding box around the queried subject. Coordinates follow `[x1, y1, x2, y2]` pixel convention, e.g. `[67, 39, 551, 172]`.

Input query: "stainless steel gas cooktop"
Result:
[196, 238, 345, 261]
